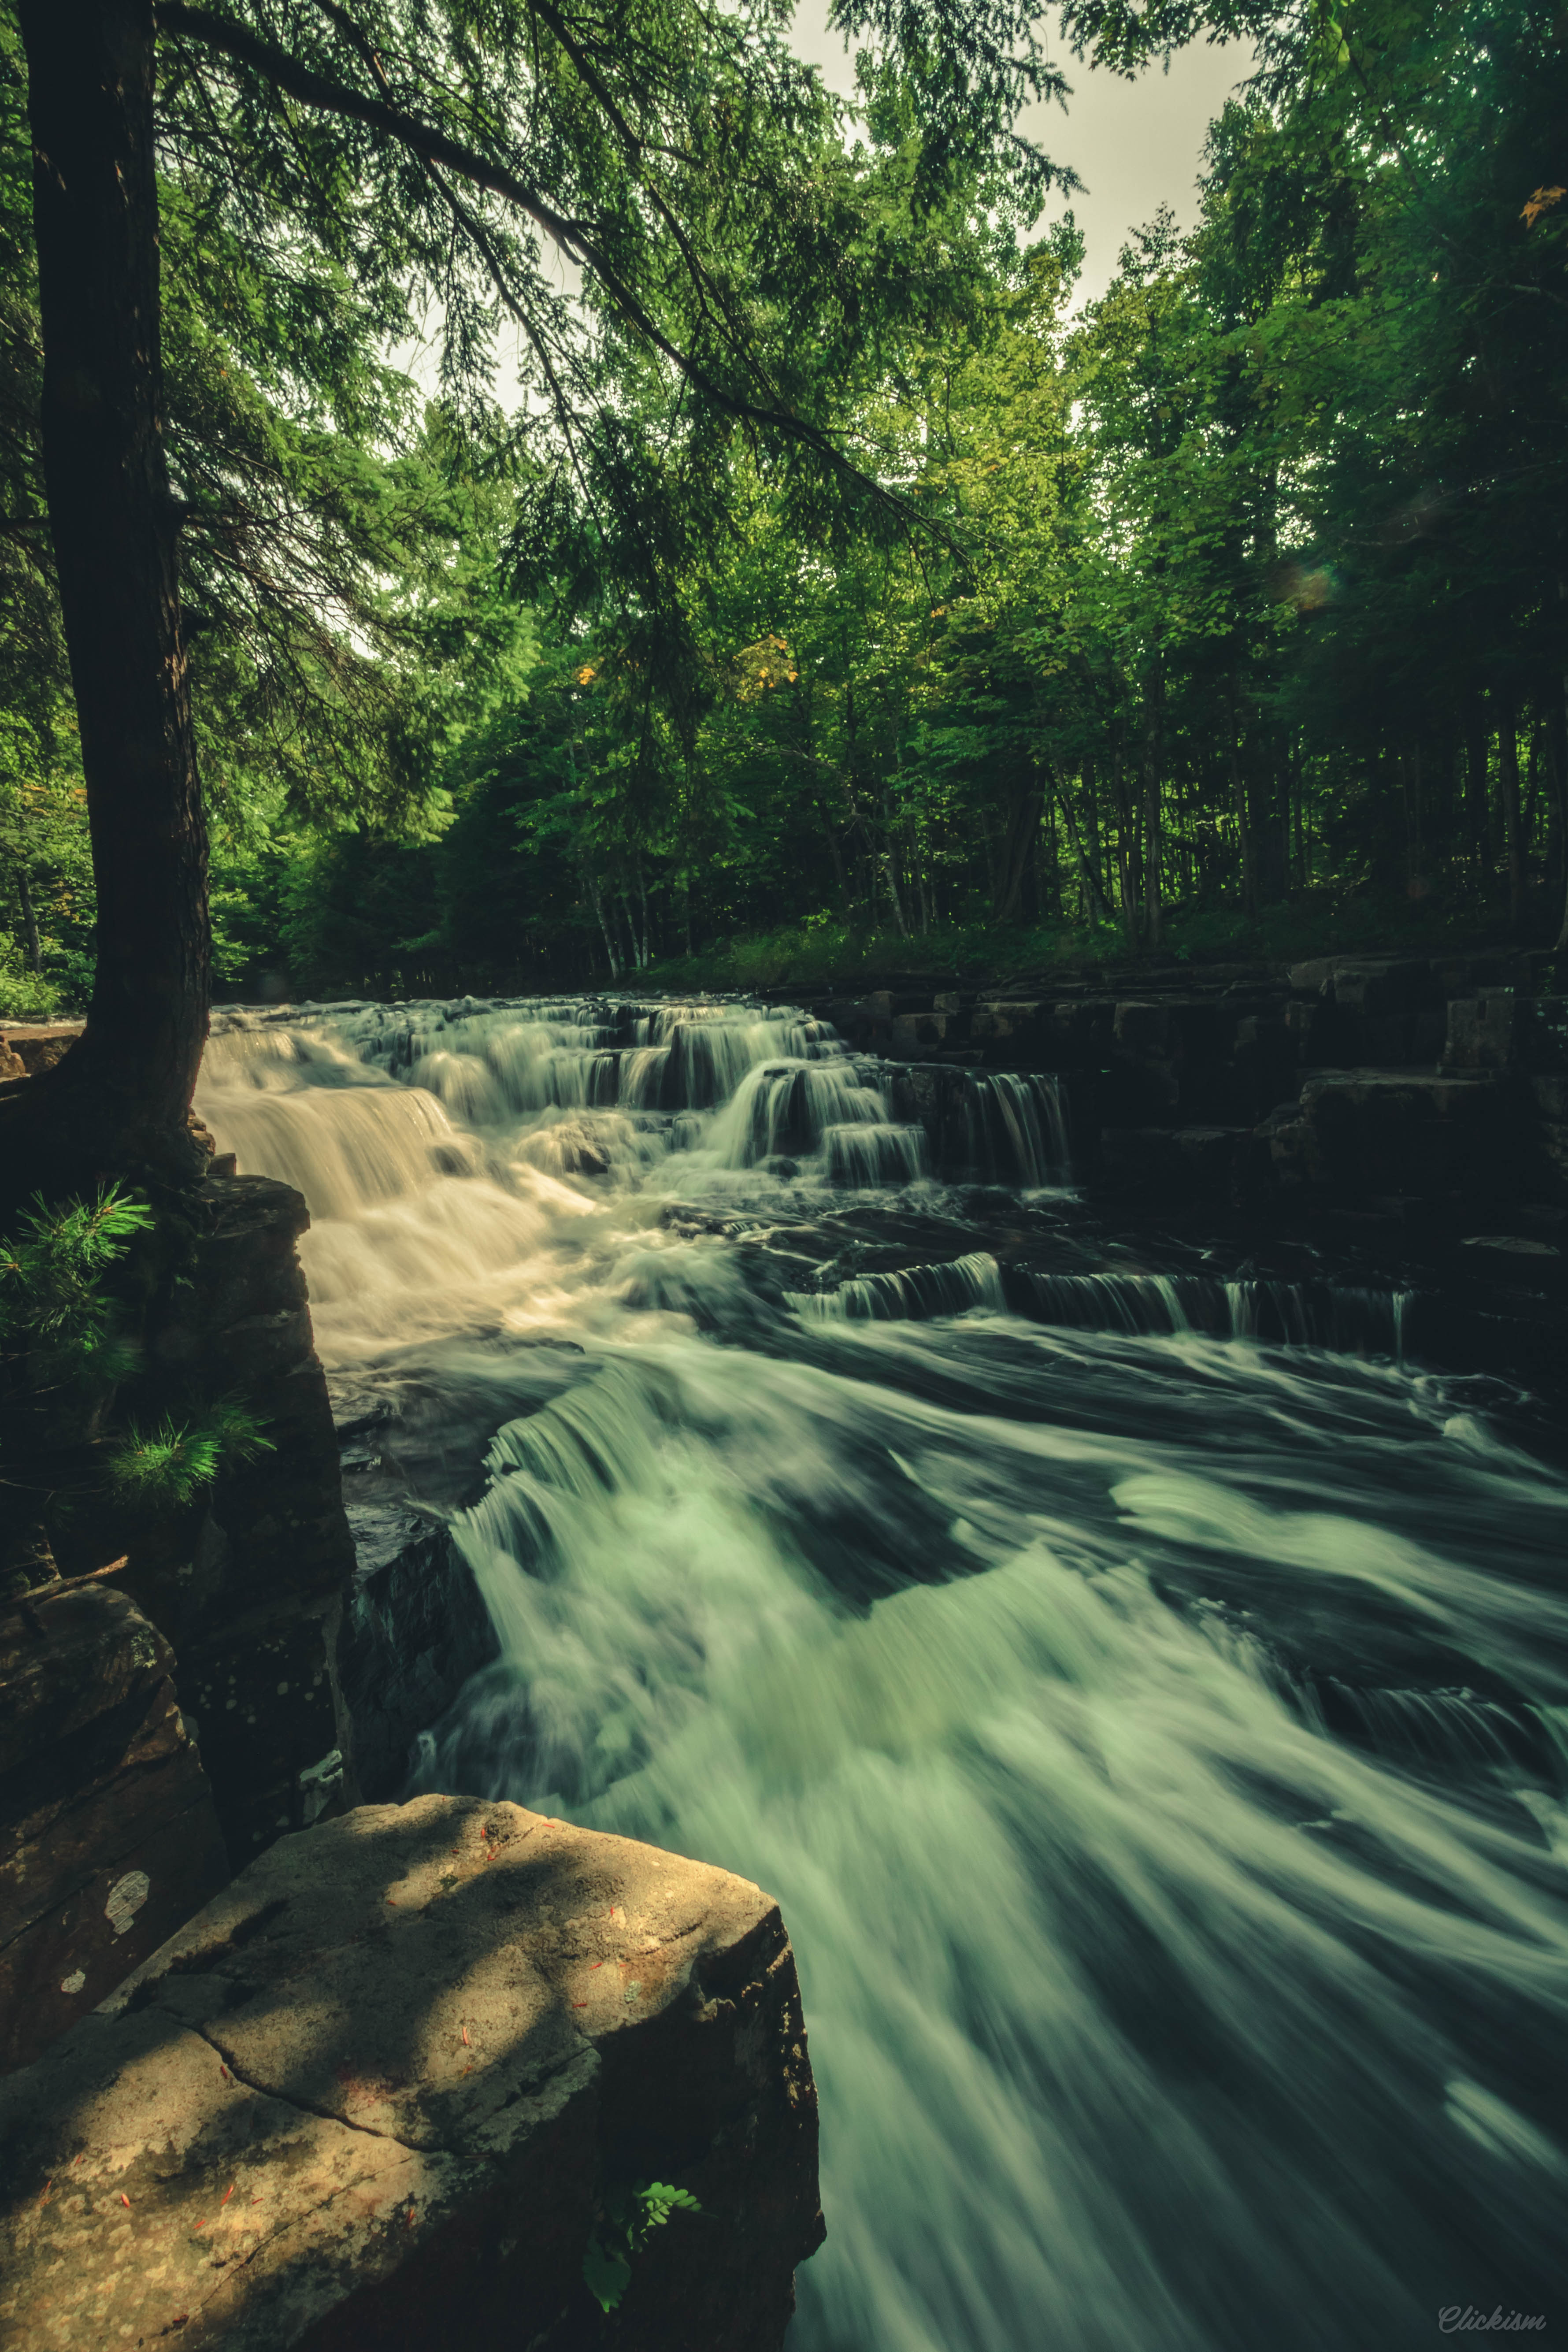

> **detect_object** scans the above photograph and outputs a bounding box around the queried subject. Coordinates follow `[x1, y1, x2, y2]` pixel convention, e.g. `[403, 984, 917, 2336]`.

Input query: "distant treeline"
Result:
[2, 0, 1564, 1008]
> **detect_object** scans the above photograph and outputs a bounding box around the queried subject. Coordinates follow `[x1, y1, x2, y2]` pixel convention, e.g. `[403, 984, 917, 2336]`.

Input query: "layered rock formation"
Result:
[0, 1795, 823, 2351]
[0, 1579, 227, 2074]
[0, 1041, 354, 1858]
[2, 1039, 358, 2067]
[811, 949, 1568, 1222]
[331, 1499, 498, 1804]
[116, 1173, 358, 1859]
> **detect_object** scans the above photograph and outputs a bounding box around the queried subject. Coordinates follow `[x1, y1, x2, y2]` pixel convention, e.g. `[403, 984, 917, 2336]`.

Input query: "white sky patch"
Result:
[388, 9, 1249, 410]
[790, 0, 1250, 307]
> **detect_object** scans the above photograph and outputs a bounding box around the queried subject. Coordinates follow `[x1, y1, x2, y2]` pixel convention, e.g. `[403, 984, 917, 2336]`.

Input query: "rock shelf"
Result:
[0, 1795, 823, 2351]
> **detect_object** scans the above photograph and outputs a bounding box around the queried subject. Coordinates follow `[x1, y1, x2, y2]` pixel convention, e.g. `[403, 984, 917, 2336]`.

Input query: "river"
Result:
[197, 994, 1568, 2352]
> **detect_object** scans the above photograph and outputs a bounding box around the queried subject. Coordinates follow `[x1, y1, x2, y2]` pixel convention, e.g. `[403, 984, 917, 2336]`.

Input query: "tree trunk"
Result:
[1051, 775, 1115, 929]
[4, 0, 208, 1197]
[812, 787, 851, 917]
[881, 851, 909, 937]
[991, 760, 1043, 928]
[1140, 664, 1164, 950]
[16, 868, 42, 974]
[1464, 701, 1490, 890]
[632, 859, 651, 967]
[1108, 738, 1139, 952]
[1545, 686, 1568, 928]
[1555, 584, 1568, 953]
[1081, 755, 1107, 908]
[1038, 805, 1063, 921]
[585, 870, 619, 976]
[1498, 695, 1525, 931]
[1404, 742, 1427, 900]
[1523, 721, 1543, 866]
[1228, 720, 1257, 920]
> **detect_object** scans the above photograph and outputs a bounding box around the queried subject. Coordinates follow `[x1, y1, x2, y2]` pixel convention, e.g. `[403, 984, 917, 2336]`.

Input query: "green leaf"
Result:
[582, 2236, 633, 2314]
[635, 2182, 703, 2234]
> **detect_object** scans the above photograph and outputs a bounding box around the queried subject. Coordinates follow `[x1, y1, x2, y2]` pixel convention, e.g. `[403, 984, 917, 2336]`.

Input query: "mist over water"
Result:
[199, 997, 1568, 2352]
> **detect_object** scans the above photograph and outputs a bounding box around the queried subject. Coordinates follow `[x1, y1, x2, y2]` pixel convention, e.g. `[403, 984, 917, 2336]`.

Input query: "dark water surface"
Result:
[199, 997, 1568, 2352]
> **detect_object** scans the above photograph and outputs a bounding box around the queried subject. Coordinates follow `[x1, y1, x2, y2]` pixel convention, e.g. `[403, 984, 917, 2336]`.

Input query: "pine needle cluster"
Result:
[0, 1186, 273, 1586]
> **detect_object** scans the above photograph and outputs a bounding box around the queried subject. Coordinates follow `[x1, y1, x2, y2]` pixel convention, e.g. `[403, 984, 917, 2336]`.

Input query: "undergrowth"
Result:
[631, 891, 1509, 998]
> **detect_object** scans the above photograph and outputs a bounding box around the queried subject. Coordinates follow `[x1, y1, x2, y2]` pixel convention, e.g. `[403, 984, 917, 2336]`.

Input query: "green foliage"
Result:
[582, 2181, 703, 2315]
[106, 1400, 273, 1511]
[2, 0, 1565, 998]
[0, 1190, 270, 1580]
[0, 941, 64, 1021]
[0, 1186, 154, 1373]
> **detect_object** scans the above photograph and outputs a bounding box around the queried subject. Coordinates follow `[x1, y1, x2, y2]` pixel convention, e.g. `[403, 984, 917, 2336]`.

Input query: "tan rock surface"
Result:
[0, 1794, 823, 2351]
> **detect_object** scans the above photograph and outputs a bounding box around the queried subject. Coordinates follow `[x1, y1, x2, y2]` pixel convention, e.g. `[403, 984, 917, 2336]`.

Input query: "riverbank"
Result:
[578, 896, 1563, 1002]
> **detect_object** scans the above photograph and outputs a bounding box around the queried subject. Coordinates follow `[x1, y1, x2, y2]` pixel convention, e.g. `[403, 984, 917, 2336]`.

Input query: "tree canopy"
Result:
[0, 0, 1563, 1037]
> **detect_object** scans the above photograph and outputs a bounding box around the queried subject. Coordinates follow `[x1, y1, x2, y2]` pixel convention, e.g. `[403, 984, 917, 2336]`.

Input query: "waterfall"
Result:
[788, 1259, 1414, 1357]
[417, 1334, 1568, 2352]
[961, 1069, 1071, 1186]
[791, 1252, 1006, 1322]
[704, 1054, 925, 1178]
[1019, 1269, 1413, 1356]
[202, 1080, 460, 1221]
[195, 991, 1568, 2352]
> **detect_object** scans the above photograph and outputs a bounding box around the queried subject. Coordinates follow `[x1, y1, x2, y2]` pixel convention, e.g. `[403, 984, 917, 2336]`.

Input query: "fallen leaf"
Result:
[120, 2193, 131, 2208]
[39, 2181, 52, 2204]
[571, 2001, 589, 2009]
[461, 2026, 470, 2047]
[220, 2183, 236, 2207]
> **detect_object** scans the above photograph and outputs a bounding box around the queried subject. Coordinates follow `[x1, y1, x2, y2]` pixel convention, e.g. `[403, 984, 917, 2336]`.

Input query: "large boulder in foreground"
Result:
[0, 1795, 823, 2351]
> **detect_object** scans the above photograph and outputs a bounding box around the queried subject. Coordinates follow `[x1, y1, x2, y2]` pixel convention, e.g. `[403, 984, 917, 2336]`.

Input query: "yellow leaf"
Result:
[1521, 185, 1566, 228]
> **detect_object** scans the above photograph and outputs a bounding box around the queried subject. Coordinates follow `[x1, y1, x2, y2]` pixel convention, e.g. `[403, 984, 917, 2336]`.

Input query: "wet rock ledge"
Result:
[0, 1794, 823, 2352]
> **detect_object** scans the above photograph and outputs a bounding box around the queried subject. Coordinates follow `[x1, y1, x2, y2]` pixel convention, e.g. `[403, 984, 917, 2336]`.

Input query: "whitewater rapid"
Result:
[197, 995, 1568, 2352]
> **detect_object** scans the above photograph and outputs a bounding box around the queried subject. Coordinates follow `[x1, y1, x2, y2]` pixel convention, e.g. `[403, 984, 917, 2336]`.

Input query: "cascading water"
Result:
[197, 994, 1568, 2352]
[1015, 1268, 1415, 1356]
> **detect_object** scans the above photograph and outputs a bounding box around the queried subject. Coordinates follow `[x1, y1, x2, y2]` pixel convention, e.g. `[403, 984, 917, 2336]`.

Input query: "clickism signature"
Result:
[1438, 2311, 1546, 2335]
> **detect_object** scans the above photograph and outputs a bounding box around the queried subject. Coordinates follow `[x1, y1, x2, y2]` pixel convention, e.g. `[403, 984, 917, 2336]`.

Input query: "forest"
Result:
[1, 0, 1564, 1015]
[3, 4, 1568, 2339]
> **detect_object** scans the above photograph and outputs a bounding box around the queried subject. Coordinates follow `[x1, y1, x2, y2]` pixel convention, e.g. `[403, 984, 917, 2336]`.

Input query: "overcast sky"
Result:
[790, 0, 1250, 306]
[406, 11, 1249, 400]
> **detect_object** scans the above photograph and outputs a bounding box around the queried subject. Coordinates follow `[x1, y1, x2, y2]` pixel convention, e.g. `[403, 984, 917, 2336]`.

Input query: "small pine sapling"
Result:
[0, 1186, 272, 1591]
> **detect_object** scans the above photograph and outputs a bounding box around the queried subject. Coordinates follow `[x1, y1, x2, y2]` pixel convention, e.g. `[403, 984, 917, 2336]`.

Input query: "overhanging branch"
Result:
[157, 0, 936, 532]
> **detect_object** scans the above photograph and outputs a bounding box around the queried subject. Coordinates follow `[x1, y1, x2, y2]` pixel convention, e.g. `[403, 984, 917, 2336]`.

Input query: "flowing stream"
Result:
[198, 995, 1568, 2352]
